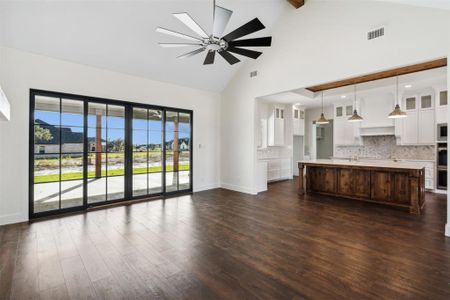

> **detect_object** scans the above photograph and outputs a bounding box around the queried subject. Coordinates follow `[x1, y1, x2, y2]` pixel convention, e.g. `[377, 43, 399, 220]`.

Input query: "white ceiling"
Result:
[0, 0, 288, 92]
[258, 67, 448, 108]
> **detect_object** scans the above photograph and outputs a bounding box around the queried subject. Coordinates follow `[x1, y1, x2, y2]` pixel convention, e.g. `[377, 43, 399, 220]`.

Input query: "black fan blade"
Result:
[203, 50, 216, 65]
[228, 37, 272, 47]
[218, 51, 240, 65]
[222, 18, 265, 42]
[227, 47, 262, 59]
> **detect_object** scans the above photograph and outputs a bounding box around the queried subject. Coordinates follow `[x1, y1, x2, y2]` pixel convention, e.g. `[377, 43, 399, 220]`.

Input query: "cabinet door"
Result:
[371, 171, 391, 202]
[353, 170, 371, 198]
[403, 111, 418, 144]
[418, 110, 435, 144]
[337, 169, 353, 196]
[392, 172, 410, 204]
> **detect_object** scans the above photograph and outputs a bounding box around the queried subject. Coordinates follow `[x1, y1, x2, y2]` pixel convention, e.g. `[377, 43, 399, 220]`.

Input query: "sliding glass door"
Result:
[30, 90, 193, 218]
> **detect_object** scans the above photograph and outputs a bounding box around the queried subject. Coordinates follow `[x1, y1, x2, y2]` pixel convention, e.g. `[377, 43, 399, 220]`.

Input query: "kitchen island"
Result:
[298, 159, 426, 214]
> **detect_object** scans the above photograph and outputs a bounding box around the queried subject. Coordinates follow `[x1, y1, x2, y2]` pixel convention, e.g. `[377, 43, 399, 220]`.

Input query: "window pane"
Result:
[107, 153, 125, 177]
[149, 110, 162, 131]
[133, 108, 147, 130]
[88, 102, 106, 128]
[133, 174, 147, 197]
[107, 105, 125, 129]
[421, 95, 432, 109]
[35, 96, 60, 125]
[346, 105, 353, 116]
[336, 107, 343, 117]
[149, 151, 162, 194]
[108, 176, 124, 201]
[61, 126, 84, 153]
[88, 153, 106, 203]
[440, 91, 448, 106]
[179, 113, 191, 133]
[149, 131, 162, 151]
[166, 111, 178, 132]
[60, 154, 84, 209]
[34, 124, 60, 154]
[107, 129, 125, 152]
[88, 127, 106, 152]
[179, 132, 190, 151]
[62, 99, 84, 127]
[133, 130, 147, 151]
[34, 154, 60, 213]
[406, 98, 416, 110]
[61, 154, 83, 181]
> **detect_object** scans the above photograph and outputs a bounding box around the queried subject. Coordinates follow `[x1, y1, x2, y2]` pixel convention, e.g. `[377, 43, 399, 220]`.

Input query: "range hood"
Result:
[359, 126, 395, 136]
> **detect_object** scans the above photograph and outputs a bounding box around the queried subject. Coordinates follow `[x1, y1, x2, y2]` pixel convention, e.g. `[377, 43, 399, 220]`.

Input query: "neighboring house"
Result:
[35, 119, 105, 154]
[165, 138, 190, 151]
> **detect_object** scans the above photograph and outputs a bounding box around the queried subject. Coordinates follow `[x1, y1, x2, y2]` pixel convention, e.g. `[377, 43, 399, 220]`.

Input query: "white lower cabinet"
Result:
[406, 160, 435, 190]
[267, 158, 291, 182]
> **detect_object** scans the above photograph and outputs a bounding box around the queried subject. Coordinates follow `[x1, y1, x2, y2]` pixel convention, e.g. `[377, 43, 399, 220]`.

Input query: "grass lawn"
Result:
[35, 164, 190, 183]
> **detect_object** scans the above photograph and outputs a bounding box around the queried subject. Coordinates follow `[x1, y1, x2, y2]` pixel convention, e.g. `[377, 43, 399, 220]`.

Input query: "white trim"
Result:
[0, 213, 27, 226]
[193, 183, 220, 193]
[446, 224, 450, 237]
[220, 182, 257, 195]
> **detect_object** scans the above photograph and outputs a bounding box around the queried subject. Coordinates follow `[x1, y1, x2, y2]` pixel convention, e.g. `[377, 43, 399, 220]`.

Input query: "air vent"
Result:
[367, 27, 384, 40]
[250, 71, 258, 78]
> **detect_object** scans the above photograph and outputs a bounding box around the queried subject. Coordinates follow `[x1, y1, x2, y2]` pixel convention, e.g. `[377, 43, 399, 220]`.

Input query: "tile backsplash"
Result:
[335, 136, 436, 160]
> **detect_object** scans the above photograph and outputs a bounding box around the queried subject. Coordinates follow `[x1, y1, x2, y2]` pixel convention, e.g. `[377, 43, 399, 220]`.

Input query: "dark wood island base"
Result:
[298, 160, 426, 214]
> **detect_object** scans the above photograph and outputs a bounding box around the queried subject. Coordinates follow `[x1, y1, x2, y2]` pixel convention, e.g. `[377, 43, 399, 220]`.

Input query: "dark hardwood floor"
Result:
[1, 179, 450, 299]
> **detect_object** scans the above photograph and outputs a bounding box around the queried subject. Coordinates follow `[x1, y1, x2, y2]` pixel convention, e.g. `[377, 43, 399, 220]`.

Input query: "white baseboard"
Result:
[0, 213, 27, 226]
[220, 182, 257, 195]
[193, 183, 220, 193]
[446, 224, 450, 237]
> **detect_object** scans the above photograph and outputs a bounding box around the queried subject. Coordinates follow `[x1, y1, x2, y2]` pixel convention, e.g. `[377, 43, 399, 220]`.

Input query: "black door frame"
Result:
[29, 89, 194, 219]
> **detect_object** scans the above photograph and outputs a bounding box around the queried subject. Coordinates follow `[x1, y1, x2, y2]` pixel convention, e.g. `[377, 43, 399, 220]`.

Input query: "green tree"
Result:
[35, 125, 53, 142]
[108, 138, 125, 152]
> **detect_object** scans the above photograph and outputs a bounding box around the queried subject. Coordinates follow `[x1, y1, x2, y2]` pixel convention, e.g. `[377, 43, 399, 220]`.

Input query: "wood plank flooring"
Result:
[1, 178, 450, 299]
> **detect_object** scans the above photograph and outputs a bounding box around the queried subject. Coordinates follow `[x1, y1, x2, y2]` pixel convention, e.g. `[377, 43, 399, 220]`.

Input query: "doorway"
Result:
[29, 90, 193, 219]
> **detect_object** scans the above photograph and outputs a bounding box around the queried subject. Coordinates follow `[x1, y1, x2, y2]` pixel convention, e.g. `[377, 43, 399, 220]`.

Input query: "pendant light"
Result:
[348, 84, 363, 122]
[316, 91, 329, 125]
[388, 76, 407, 119]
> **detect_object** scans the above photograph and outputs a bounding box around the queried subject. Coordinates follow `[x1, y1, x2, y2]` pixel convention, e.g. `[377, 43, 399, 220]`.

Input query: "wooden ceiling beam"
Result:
[288, 0, 305, 9]
[306, 58, 448, 93]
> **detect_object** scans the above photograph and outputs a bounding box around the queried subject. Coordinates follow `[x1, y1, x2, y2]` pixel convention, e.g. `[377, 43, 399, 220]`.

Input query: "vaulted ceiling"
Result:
[0, 0, 448, 93]
[0, 0, 288, 92]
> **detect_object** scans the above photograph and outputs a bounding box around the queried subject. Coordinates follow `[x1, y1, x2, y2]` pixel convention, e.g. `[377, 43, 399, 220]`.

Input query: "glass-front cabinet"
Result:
[30, 90, 193, 218]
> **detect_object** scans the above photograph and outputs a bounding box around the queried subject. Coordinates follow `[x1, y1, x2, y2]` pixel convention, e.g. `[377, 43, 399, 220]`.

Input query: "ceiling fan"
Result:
[156, 0, 272, 65]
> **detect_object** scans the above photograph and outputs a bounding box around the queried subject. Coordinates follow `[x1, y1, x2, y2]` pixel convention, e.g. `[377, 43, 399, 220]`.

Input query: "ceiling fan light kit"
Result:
[156, 0, 272, 65]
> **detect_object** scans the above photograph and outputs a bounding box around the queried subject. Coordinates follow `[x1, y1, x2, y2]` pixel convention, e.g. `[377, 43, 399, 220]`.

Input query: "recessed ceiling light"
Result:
[405, 84, 412, 88]
[341, 95, 347, 99]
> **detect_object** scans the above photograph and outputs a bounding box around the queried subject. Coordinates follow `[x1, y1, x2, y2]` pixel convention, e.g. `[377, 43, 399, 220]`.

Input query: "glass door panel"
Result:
[87, 103, 107, 204]
[178, 112, 191, 190]
[165, 111, 179, 192]
[149, 110, 163, 194]
[33, 95, 85, 214]
[106, 105, 125, 201]
[132, 108, 163, 197]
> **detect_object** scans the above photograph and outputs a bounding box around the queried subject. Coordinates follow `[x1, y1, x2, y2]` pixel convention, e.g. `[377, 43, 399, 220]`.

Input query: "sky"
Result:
[35, 110, 190, 145]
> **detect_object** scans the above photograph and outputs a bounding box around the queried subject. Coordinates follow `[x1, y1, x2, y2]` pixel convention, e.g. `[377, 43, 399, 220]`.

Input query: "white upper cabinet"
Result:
[268, 105, 285, 146]
[399, 91, 435, 145]
[293, 107, 305, 136]
[436, 89, 448, 124]
[333, 101, 360, 146]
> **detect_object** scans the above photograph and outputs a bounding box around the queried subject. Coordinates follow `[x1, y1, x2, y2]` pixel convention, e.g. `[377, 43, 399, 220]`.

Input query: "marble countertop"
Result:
[298, 159, 427, 170]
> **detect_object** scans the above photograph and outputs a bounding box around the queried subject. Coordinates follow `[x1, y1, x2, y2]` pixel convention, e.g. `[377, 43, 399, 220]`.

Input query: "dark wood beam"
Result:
[288, 0, 305, 9]
[306, 58, 447, 92]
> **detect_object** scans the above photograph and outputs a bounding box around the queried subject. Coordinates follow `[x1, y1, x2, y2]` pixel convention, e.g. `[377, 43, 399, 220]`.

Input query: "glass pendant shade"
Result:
[348, 110, 364, 122]
[316, 113, 329, 125]
[388, 104, 407, 119]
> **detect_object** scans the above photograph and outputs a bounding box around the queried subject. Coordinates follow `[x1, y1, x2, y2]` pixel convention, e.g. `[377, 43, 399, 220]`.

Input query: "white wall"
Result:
[0, 46, 221, 225]
[447, 45, 450, 238]
[221, 1, 450, 195]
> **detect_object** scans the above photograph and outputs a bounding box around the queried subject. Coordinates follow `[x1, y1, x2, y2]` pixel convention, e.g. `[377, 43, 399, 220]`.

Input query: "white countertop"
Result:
[298, 159, 427, 170]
